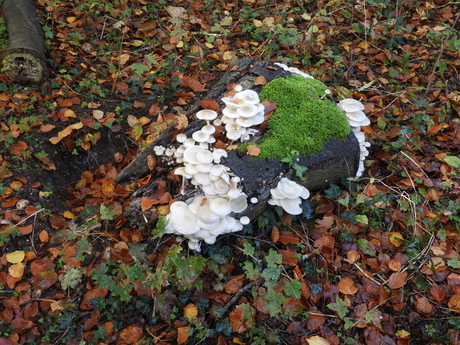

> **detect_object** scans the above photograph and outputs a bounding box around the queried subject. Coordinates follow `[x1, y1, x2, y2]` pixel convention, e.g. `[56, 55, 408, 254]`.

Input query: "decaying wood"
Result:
[116, 58, 360, 221]
[0, 0, 47, 83]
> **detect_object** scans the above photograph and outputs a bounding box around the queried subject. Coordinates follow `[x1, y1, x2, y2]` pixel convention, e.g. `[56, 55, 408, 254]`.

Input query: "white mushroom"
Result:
[196, 109, 218, 122]
[338, 99, 365, 113]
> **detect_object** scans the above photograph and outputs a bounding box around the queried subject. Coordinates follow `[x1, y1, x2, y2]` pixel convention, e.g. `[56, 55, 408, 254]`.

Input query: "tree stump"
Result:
[116, 58, 360, 221]
[0, 0, 47, 83]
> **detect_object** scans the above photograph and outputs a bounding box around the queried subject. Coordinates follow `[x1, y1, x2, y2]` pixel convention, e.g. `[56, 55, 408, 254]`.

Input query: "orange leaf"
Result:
[177, 326, 189, 344]
[387, 271, 408, 290]
[183, 303, 198, 320]
[199, 98, 220, 112]
[40, 124, 56, 132]
[31, 270, 58, 289]
[120, 324, 143, 344]
[146, 155, 157, 170]
[254, 75, 267, 85]
[278, 231, 300, 244]
[449, 295, 460, 313]
[179, 77, 204, 91]
[313, 235, 335, 249]
[10, 141, 27, 155]
[346, 250, 360, 264]
[246, 144, 260, 156]
[225, 279, 243, 294]
[63, 108, 76, 118]
[271, 226, 280, 242]
[338, 276, 359, 295]
[388, 259, 402, 271]
[429, 285, 445, 302]
[39, 230, 49, 242]
[141, 196, 159, 211]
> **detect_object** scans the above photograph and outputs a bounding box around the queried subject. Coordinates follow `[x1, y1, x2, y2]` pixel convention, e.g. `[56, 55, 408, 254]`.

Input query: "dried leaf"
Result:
[429, 285, 445, 302]
[120, 324, 143, 344]
[278, 231, 300, 244]
[271, 226, 280, 243]
[179, 77, 204, 91]
[307, 335, 330, 345]
[415, 295, 433, 314]
[183, 303, 198, 320]
[199, 98, 220, 112]
[141, 196, 159, 211]
[449, 295, 460, 313]
[8, 263, 25, 278]
[387, 271, 408, 290]
[338, 276, 359, 295]
[225, 279, 243, 294]
[246, 144, 260, 156]
[6, 250, 25, 264]
[254, 76, 267, 85]
[389, 232, 404, 247]
[177, 326, 189, 344]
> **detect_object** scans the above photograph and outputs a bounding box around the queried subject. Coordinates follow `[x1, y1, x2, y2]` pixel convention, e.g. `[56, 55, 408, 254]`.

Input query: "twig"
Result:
[424, 13, 460, 98]
[223, 277, 265, 311]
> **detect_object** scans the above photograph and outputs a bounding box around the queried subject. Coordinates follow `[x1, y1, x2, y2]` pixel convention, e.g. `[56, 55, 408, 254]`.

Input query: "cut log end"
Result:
[0, 48, 47, 83]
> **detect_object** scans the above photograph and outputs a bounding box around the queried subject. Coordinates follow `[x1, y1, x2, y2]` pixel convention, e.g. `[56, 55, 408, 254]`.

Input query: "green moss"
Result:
[250, 74, 350, 159]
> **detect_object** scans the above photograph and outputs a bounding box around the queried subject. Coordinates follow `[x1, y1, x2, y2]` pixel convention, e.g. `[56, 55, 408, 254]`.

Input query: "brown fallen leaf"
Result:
[387, 271, 408, 290]
[246, 144, 260, 156]
[338, 276, 359, 295]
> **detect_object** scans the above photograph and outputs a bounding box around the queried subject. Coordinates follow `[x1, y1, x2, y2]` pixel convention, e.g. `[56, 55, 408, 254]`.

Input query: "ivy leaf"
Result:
[327, 295, 348, 318]
[284, 280, 303, 299]
[324, 183, 342, 198]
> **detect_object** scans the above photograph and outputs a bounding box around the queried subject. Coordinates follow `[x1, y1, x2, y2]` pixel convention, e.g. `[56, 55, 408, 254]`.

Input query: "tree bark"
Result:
[0, 0, 47, 83]
[116, 58, 360, 221]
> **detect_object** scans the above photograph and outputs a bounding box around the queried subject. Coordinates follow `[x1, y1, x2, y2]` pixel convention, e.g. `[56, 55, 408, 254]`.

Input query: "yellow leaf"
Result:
[183, 303, 198, 320]
[307, 335, 330, 345]
[223, 51, 233, 61]
[176, 41, 184, 48]
[49, 136, 62, 144]
[253, 19, 263, 27]
[119, 53, 130, 65]
[63, 108, 76, 118]
[63, 211, 76, 219]
[66, 17, 76, 23]
[9, 263, 25, 278]
[395, 329, 410, 339]
[6, 250, 25, 264]
[50, 300, 65, 311]
[71, 121, 83, 129]
[358, 41, 370, 49]
[389, 232, 404, 247]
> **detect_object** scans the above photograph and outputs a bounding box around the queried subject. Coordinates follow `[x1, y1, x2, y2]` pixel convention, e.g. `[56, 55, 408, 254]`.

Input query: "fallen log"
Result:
[116, 58, 360, 222]
[0, 0, 47, 83]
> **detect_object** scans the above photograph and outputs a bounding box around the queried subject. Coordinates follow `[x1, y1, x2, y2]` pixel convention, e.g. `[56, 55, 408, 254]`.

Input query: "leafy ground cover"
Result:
[0, 0, 459, 344]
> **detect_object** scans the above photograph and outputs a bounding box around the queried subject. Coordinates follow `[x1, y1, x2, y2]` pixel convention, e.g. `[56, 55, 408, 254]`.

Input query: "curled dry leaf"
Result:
[449, 295, 460, 313]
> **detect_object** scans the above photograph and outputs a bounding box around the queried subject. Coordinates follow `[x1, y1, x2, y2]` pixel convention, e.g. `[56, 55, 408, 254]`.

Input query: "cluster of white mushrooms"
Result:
[151, 64, 371, 250]
[267, 178, 310, 215]
[337, 99, 371, 178]
[220, 88, 265, 141]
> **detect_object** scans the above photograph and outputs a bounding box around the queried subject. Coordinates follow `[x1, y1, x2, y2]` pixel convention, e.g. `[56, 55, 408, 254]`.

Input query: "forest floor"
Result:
[0, 0, 459, 344]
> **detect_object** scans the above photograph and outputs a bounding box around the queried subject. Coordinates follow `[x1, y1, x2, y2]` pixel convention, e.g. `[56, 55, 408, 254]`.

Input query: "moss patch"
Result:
[250, 74, 350, 159]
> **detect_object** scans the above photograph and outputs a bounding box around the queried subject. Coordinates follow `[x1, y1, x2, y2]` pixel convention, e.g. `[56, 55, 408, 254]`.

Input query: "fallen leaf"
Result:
[389, 232, 404, 247]
[120, 324, 143, 344]
[415, 295, 433, 314]
[307, 335, 330, 345]
[254, 76, 267, 85]
[387, 271, 408, 290]
[8, 263, 25, 278]
[183, 303, 198, 320]
[199, 98, 220, 112]
[338, 276, 359, 295]
[6, 250, 25, 264]
[179, 77, 204, 91]
[246, 144, 260, 156]
[449, 295, 460, 313]
[177, 326, 189, 344]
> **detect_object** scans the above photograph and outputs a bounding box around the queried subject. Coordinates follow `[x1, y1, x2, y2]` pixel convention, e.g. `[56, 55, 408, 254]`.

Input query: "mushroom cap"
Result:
[239, 216, 250, 225]
[195, 149, 213, 164]
[196, 109, 218, 121]
[233, 90, 260, 104]
[169, 201, 188, 212]
[229, 194, 248, 213]
[196, 163, 213, 173]
[347, 117, 371, 127]
[169, 208, 200, 235]
[211, 179, 230, 194]
[208, 218, 229, 235]
[192, 130, 211, 143]
[236, 103, 259, 118]
[174, 166, 193, 179]
[277, 178, 307, 199]
[194, 172, 212, 185]
[212, 149, 228, 163]
[236, 117, 254, 127]
[279, 197, 303, 215]
[222, 106, 240, 118]
[176, 133, 187, 143]
[209, 197, 232, 216]
[345, 110, 367, 122]
[338, 99, 365, 113]
[183, 138, 196, 147]
[183, 146, 205, 164]
[201, 125, 216, 135]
